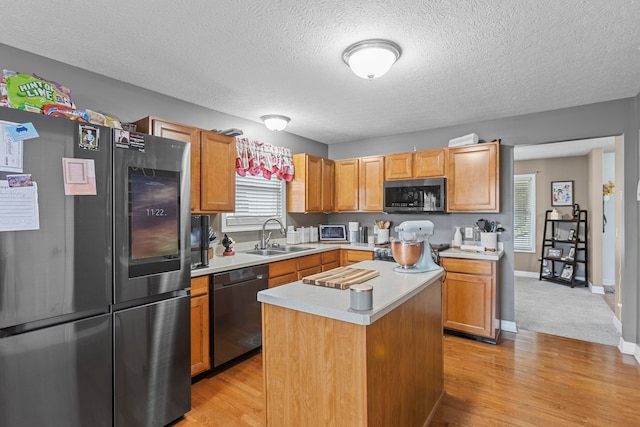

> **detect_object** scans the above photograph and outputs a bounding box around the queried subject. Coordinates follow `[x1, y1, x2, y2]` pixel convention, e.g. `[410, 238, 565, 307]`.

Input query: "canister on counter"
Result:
[349, 284, 373, 311]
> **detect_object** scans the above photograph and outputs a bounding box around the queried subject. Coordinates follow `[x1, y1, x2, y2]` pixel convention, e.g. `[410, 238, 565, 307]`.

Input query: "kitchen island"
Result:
[258, 260, 445, 426]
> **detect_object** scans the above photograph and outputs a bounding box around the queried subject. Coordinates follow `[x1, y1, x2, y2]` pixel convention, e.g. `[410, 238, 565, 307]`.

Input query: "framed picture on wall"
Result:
[551, 180, 574, 206]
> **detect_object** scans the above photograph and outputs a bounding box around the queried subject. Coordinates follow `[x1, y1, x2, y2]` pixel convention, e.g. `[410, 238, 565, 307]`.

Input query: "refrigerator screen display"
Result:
[128, 167, 181, 277]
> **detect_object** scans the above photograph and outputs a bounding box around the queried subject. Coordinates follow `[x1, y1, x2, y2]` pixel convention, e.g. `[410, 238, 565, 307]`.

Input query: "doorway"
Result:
[513, 136, 621, 345]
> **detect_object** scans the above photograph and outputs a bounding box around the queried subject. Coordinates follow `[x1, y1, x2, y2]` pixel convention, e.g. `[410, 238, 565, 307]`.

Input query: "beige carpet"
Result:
[515, 276, 620, 346]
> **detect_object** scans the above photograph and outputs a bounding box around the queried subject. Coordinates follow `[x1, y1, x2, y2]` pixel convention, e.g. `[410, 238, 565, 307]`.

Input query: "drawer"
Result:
[268, 272, 298, 288]
[269, 258, 297, 277]
[321, 250, 340, 264]
[190, 276, 209, 297]
[322, 261, 340, 272]
[298, 265, 322, 280]
[297, 253, 322, 270]
[341, 249, 374, 265]
[441, 258, 493, 276]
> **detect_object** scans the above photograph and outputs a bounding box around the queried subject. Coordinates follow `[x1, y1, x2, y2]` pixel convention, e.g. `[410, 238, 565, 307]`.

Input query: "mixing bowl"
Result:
[390, 239, 423, 269]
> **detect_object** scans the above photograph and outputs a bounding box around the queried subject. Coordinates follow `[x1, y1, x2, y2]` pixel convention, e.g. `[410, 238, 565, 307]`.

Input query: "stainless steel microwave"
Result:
[383, 178, 447, 213]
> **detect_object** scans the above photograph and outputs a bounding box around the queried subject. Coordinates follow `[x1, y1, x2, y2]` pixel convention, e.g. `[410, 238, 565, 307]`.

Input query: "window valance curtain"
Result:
[235, 138, 294, 181]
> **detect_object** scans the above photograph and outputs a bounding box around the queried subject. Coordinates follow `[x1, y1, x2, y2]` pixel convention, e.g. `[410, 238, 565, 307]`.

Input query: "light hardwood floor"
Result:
[175, 331, 640, 426]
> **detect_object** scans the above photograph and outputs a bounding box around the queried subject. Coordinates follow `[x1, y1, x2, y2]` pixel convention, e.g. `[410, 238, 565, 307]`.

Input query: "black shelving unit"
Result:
[539, 209, 588, 288]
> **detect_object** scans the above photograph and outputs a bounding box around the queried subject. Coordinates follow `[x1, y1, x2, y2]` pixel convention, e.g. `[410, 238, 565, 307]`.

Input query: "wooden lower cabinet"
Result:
[268, 251, 347, 287]
[441, 257, 500, 343]
[340, 249, 374, 266]
[268, 259, 297, 288]
[321, 250, 340, 271]
[297, 253, 322, 280]
[262, 279, 443, 426]
[190, 276, 210, 376]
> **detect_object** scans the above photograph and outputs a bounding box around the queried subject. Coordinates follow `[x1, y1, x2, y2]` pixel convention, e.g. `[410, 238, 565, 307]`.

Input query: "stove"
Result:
[373, 243, 449, 264]
[373, 245, 394, 262]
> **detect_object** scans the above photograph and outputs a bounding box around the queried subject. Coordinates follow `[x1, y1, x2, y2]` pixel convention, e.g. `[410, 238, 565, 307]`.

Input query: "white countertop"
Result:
[438, 247, 504, 261]
[257, 260, 444, 326]
[190, 242, 375, 277]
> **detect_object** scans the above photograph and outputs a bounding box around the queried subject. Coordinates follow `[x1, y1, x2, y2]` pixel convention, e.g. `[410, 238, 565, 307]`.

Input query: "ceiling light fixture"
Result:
[342, 39, 402, 80]
[261, 115, 290, 131]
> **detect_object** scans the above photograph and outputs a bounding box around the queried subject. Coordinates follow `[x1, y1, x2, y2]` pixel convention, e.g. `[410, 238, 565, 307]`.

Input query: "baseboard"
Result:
[618, 338, 640, 365]
[613, 315, 622, 335]
[514, 270, 538, 278]
[501, 320, 517, 333]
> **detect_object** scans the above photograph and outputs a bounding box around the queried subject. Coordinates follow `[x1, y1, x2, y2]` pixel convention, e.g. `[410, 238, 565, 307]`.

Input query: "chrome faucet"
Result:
[258, 218, 286, 249]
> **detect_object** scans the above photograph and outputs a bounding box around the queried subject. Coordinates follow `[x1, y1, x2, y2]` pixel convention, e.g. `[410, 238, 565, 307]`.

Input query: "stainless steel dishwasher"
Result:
[211, 264, 268, 367]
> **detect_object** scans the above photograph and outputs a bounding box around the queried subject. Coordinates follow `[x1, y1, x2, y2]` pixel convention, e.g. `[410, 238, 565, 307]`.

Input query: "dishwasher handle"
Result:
[212, 265, 269, 290]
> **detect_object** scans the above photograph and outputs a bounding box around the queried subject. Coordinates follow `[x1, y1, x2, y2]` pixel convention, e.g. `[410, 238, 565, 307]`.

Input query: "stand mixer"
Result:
[392, 220, 441, 273]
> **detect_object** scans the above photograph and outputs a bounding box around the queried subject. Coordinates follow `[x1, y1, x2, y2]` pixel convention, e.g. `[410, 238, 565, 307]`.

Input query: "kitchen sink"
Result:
[272, 246, 313, 252]
[243, 249, 286, 256]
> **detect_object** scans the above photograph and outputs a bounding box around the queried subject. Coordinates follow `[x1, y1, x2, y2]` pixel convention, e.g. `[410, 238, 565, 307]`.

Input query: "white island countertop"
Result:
[257, 260, 444, 326]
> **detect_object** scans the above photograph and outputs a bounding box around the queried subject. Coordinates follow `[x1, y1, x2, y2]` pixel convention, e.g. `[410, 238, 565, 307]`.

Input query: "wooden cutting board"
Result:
[302, 267, 379, 289]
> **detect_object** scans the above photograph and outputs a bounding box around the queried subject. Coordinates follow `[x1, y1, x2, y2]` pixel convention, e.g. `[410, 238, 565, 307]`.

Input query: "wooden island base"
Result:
[261, 279, 443, 426]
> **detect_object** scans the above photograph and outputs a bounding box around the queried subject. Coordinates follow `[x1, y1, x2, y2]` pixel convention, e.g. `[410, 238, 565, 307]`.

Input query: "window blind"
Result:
[514, 174, 536, 252]
[223, 174, 285, 229]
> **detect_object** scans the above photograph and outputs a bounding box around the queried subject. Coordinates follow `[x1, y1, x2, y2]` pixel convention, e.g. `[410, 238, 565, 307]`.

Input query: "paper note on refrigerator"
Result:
[0, 120, 24, 173]
[0, 181, 40, 231]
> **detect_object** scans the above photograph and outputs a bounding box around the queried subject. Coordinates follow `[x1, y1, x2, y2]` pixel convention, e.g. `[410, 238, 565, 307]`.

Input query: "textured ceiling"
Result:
[2, 0, 640, 144]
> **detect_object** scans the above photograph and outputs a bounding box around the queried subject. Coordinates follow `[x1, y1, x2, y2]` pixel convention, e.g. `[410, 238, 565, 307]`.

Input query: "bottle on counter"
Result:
[453, 226, 462, 248]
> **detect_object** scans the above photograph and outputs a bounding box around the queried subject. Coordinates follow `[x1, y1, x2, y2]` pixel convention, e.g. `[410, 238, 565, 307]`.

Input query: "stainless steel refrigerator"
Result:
[0, 107, 191, 426]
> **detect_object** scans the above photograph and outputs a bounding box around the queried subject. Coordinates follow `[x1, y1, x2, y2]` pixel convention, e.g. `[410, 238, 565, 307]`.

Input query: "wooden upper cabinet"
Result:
[321, 158, 335, 212]
[287, 154, 334, 213]
[359, 156, 384, 212]
[334, 158, 360, 211]
[447, 142, 499, 212]
[414, 148, 447, 178]
[200, 131, 235, 212]
[133, 116, 236, 213]
[306, 155, 323, 211]
[385, 148, 446, 180]
[335, 156, 384, 212]
[384, 152, 413, 180]
[133, 117, 201, 211]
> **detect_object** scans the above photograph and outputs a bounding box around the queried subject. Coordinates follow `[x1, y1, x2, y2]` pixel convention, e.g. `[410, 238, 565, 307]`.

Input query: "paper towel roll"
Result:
[448, 133, 479, 147]
[348, 222, 360, 231]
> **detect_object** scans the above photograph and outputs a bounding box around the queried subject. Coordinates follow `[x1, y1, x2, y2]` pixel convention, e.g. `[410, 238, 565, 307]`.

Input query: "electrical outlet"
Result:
[464, 227, 474, 239]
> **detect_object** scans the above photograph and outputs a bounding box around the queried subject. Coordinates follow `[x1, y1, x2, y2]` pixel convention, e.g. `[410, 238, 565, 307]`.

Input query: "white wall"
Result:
[603, 152, 615, 286]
